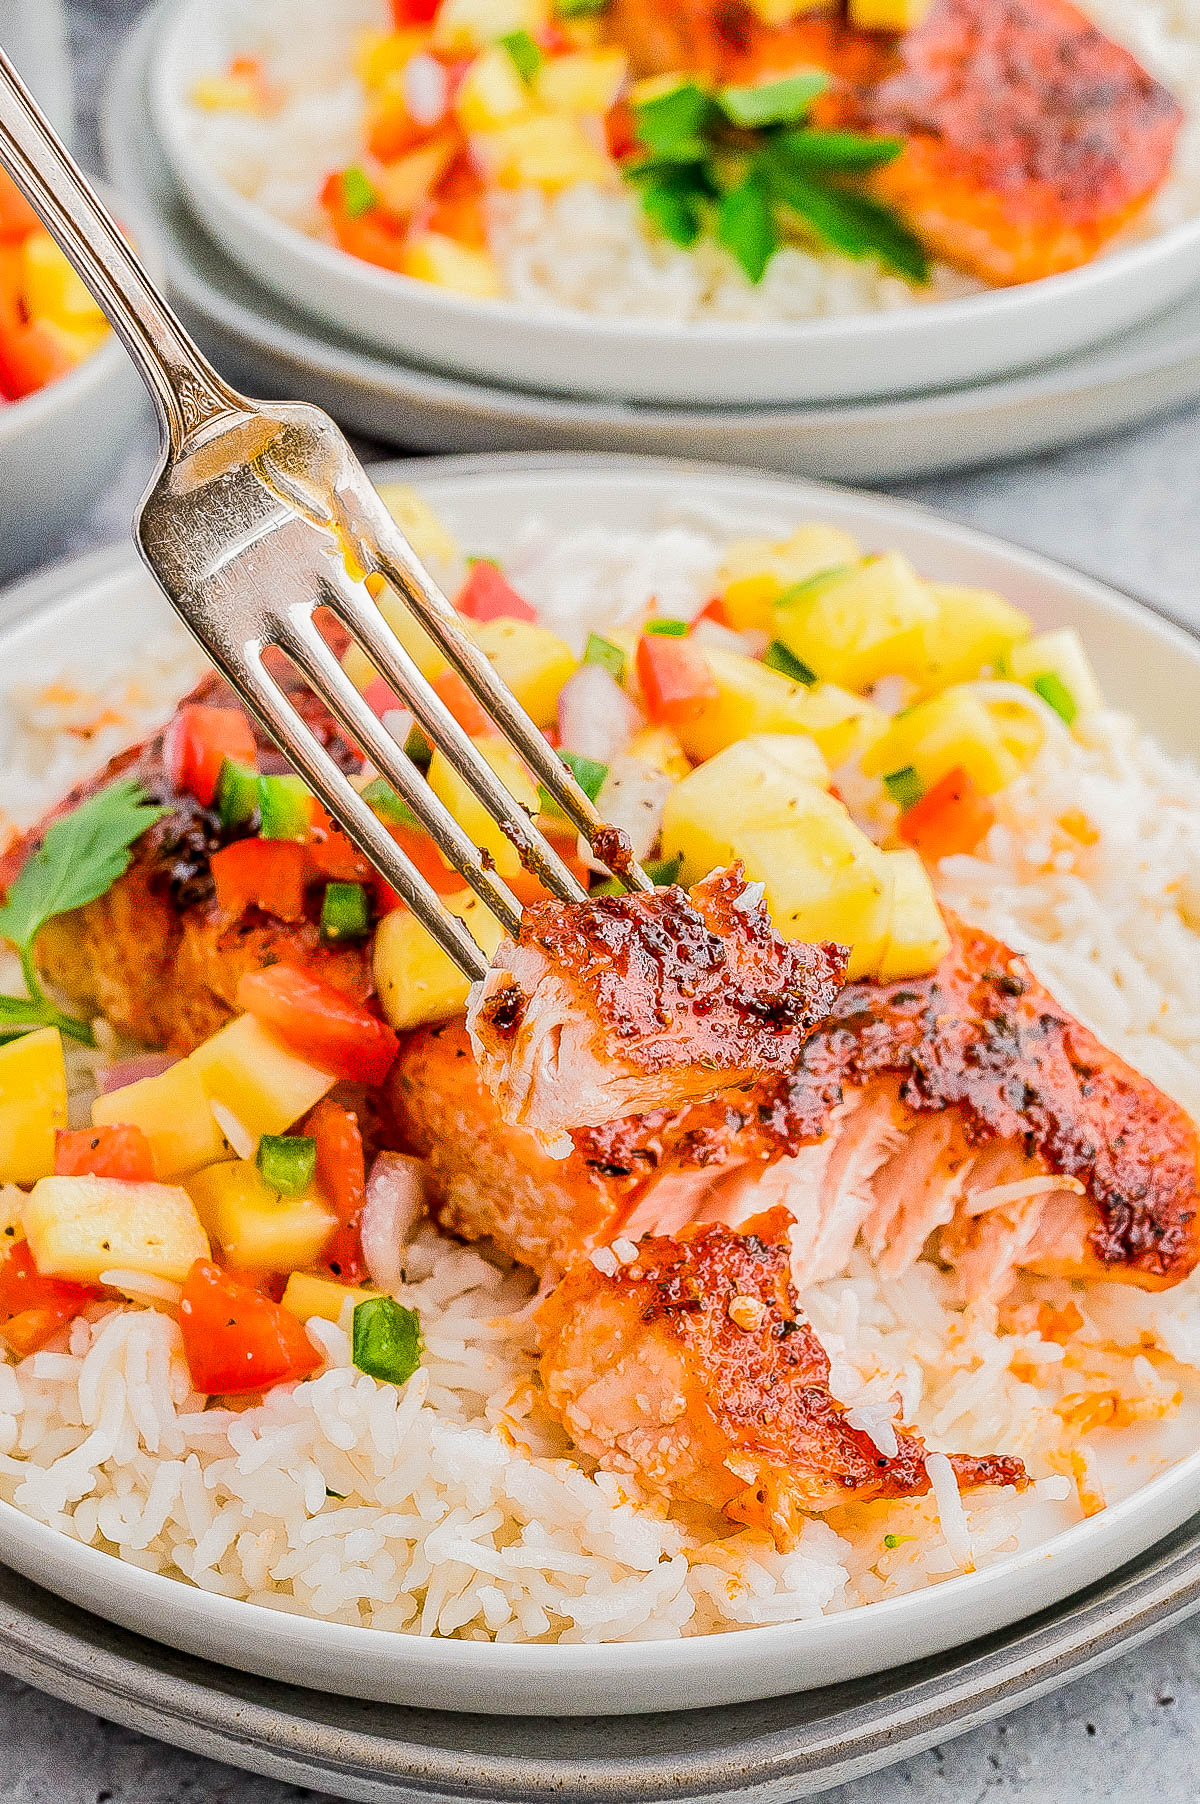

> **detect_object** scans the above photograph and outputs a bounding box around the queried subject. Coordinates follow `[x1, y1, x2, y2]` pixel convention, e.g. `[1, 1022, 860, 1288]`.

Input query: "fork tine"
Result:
[278, 609, 537, 932]
[231, 643, 492, 980]
[363, 534, 654, 892]
[329, 583, 591, 905]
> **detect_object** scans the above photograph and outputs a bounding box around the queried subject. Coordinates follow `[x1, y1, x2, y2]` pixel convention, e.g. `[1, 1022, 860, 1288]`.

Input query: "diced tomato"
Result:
[391, 0, 438, 22]
[164, 704, 257, 808]
[0, 171, 39, 241]
[365, 98, 430, 165]
[237, 965, 401, 1087]
[636, 633, 719, 727]
[54, 1124, 155, 1183]
[455, 562, 536, 624]
[432, 669, 492, 737]
[605, 99, 638, 161]
[0, 1241, 101, 1357]
[0, 319, 75, 402]
[307, 802, 374, 883]
[306, 1098, 366, 1283]
[696, 596, 729, 626]
[422, 191, 487, 249]
[179, 1259, 322, 1395]
[899, 766, 996, 861]
[210, 838, 311, 922]
[319, 172, 409, 273]
[374, 825, 466, 910]
[535, 22, 573, 54]
[362, 676, 406, 719]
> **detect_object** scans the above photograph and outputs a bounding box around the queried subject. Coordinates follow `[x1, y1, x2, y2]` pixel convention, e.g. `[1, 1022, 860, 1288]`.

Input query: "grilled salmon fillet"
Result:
[606, 0, 1183, 286]
[538, 1208, 1028, 1541]
[467, 866, 847, 1134]
[394, 916, 1200, 1295]
[0, 670, 374, 1053]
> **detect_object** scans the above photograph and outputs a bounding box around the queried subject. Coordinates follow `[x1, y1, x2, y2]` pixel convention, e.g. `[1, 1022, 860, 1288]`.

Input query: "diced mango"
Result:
[849, 0, 932, 27]
[428, 734, 539, 880]
[626, 725, 691, 779]
[402, 233, 505, 298]
[186, 1161, 336, 1273]
[455, 46, 532, 132]
[660, 734, 829, 881]
[472, 114, 612, 190]
[1007, 629, 1103, 724]
[917, 585, 1031, 694]
[0, 1028, 67, 1187]
[23, 1176, 209, 1284]
[470, 619, 577, 727]
[772, 552, 938, 693]
[674, 647, 887, 767]
[863, 685, 1021, 796]
[281, 1271, 384, 1325]
[373, 137, 458, 219]
[354, 28, 428, 91]
[717, 523, 861, 632]
[93, 1059, 228, 1180]
[188, 1015, 336, 1142]
[21, 231, 109, 330]
[535, 48, 628, 113]
[877, 851, 950, 980]
[374, 889, 506, 1031]
[434, 0, 548, 53]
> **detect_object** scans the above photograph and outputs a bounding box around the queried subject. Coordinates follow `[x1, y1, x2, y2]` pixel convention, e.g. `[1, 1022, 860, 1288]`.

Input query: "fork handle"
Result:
[0, 45, 241, 455]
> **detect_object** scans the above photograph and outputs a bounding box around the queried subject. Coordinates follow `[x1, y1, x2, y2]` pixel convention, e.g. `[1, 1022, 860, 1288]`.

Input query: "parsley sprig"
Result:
[0, 778, 169, 1046]
[625, 73, 928, 286]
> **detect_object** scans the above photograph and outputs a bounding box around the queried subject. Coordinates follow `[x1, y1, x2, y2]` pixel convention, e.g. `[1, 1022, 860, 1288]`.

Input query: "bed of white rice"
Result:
[2, 507, 1200, 1643]
[181, 0, 1200, 325]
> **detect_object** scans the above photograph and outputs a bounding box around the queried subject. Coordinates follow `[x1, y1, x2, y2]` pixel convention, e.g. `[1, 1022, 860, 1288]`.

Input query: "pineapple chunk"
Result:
[281, 1271, 383, 1325]
[1007, 629, 1103, 725]
[402, 233, 505, 299]
[428, 735, 539, 880]
[473, 114, 612, 190]
[772, 553, 938, 693]
[877, 851, 950, 980]
[470, 619, 578, 727]
[717, 524, 861, 632]
[535, 49, 628, 114]
[21, 230, 109, 329]
[23, 1176, 209, 1284]
[434, 0, 549, 53]
[675, 647, 887, 766]
[374, 890, 506, 1031]
[375, 484, 462, 584]
[660, 734, 829, 880]
[0, 1028, 67, 1187]
[626, 725, 691, 779]
[918, 585, 1031, 694]
[355, 28, 428, 91]
[863, 685, 1021, 796]
[186, 1161, 336, 1273]
[93, 1059, 228, 1179]
[344, 578, 449, 695]
[188, 1015, 336, 1142]
[849, 0, 932, 27]
[455, 45, 533, 131]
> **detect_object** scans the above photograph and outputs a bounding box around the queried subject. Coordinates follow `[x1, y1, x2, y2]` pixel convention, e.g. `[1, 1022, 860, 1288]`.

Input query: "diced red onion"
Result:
[557, 664, 641, 765]
[593, 755, 673, 861]
[690, 617, 767, 659]
[100, 1053, 176, 1094]
[361, 1152, 426, 1290]
[404, 54, 449, 127]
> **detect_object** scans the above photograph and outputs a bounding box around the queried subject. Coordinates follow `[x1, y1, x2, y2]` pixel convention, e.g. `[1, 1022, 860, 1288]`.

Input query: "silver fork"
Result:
[0, 50, 651, 977]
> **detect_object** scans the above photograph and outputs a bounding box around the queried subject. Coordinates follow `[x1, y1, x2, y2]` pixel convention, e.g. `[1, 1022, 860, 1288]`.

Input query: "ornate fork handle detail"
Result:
[0, 44, 244, 457]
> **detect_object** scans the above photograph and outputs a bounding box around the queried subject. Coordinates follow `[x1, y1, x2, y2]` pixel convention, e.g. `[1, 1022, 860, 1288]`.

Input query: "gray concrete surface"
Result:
[3, 2, 1199, 1796]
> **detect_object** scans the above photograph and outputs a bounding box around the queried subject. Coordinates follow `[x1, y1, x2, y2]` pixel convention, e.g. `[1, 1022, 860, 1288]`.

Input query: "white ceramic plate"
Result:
[148, 0, 1200, 408]
[1, 453, 1200, 1717]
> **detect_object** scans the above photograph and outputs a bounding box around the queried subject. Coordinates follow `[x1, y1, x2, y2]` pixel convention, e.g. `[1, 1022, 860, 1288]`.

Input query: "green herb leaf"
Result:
[500, 29, 542, 84]
[0, 779, 168, 956]
[883, 766, 924, 812]
[719, 72, 827, 130]
[767, 163, 929, 283]
[764, 641, 817, 686]
[716, 170, 778, 283]
[644, 617, 689, 637]
[0, 993, 94, 1046]
[632, 82, 714, 161]
[644, 854, 682, 887]
[1033, 671, 1078, 726]
[341, 166, 378, 219]
[583, 633, 627, 683]
[352, 1296, 422, 1386]
[257, 1133, 318, 1196]
[638, 172, 706, 247]
[773, 128, 904, 170]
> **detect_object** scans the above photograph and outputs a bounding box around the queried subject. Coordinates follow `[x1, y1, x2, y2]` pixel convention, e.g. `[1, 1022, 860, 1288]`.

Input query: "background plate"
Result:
[104, 7, 1200, 484]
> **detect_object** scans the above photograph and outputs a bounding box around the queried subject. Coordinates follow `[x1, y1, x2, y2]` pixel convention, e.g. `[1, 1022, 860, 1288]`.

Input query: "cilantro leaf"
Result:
[633, 162, 714, 248]
[0, 778, 169, 1044]
[719, 72, 827, 130]
[767, 164, 929, 283]
[773, 129, 904, 170]
[632, 82, 715, 161]
[716, 170, 778, 283]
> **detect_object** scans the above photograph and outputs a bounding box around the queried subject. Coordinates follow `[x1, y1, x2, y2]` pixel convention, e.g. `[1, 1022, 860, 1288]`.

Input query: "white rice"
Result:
[2, 506, 1200, 1639]
[182, 0, 1200, 324]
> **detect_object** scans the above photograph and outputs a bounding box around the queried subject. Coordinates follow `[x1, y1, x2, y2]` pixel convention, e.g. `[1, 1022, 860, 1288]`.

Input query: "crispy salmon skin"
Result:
[467, 865, 847, 1134]
[538, 1209, 1027, 1542]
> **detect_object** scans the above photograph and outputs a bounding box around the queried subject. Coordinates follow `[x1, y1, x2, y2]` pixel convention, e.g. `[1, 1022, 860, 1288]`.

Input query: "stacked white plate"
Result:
[107, 3, 1200, 482]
